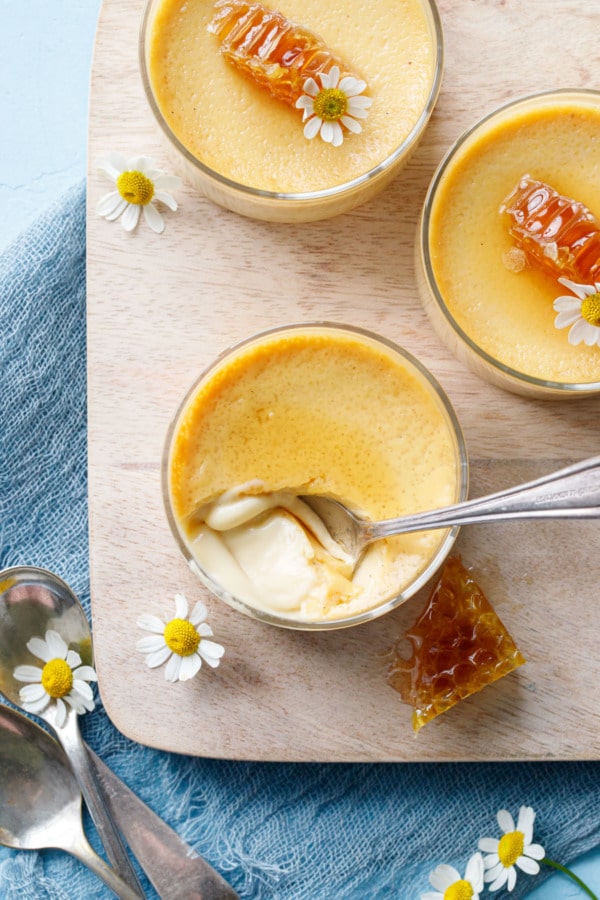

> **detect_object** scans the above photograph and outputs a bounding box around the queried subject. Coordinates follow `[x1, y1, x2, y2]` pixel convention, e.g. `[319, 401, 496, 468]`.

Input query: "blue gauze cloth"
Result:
[0, 182, 599, 900]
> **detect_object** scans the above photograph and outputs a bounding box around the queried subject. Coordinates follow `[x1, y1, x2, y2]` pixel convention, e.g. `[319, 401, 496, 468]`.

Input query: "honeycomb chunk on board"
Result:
[387, 556, 525, 732]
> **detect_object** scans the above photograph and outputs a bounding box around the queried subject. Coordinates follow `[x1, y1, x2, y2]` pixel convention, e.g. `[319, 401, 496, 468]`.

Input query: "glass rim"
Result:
[419, 87, 600, 395]
[161, 321, 469, 631]
[139, 0, 444, 205]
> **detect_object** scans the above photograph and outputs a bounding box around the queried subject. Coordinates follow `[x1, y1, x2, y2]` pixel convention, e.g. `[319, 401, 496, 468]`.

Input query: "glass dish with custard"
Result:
[162, 323, 468, 630]
[140, 0, 443, 222]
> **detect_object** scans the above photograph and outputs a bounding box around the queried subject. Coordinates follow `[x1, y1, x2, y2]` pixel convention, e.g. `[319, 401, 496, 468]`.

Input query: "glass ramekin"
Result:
[139, 0, 443, 224]
[162, 323, 468, 630]
[417, 89, 600, 399]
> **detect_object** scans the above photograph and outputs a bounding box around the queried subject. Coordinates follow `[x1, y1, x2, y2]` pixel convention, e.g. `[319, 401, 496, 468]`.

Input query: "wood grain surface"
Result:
[87, 0, 600, 760]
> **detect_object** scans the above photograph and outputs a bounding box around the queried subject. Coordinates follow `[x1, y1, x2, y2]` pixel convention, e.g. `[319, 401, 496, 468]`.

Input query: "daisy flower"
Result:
[137, 593, 225, 682]
[96, 152, 181, 233]
[13, 630, 97, 728]
[295, 65, 372, 147]
[421, 853, 484, 900]
[478, 806, 545, 892]
[553, 277, 600, 347]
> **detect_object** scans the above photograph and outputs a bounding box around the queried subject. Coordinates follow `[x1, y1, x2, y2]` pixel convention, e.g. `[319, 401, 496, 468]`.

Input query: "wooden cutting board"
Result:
[87, 0, 600, 760]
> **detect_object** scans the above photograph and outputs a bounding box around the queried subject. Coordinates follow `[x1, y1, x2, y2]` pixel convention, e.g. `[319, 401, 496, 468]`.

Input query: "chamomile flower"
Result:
[137, 593, 224, 682]
[13, 630, 97, 728]
[295, 65, 372, 147]
[421, 853, 484, 900]
[96, 152, 181, 233]
[478, 806, 545, 892]
[553, 277, 600, 347]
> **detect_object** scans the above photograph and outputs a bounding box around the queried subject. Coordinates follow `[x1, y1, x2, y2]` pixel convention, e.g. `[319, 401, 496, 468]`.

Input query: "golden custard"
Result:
[147, 0, 436, 193]
[426, 94, 600, 387]
[166, 327, 464, 624]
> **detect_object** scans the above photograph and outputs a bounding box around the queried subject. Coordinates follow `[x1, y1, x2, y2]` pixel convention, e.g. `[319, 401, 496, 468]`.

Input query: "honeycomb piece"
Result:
[500, 174, 600, 284]
[208, 0, 361, 109]
[387, 556, 525, 731]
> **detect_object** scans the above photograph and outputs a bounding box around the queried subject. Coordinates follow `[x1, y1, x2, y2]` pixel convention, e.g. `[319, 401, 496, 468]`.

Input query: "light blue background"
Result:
[0, 2, 598, 897]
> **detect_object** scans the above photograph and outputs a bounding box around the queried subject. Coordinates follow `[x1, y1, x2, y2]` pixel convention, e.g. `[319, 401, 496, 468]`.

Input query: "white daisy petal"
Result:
[178, 654, 202, 681]
[488, 869, 509, 892]
[165, 654, 183, 682]
[137, 634, 167, 654]
[484, 861, 504, 881]
[145, 645, 172, 668]
[97, 191, 124, 217]
[429, 864, 461, 891]
[174, 593, 189, 619]
[328, 65, 340, 88]
[198, 648, 222, 668]
[189, 600, 208, 626]
[22, 694, 52, 714]
[45, 631, 68, 660]
[341, 115, 362, 134]
[526, 843, 546, 860]
[497, 809, 515, 833]
[553, 295, 583, 312]
[347, 94, 373, 110]
[104, 199, 128, 222]
[302, 77, 319, 97]
[121, 203, 141, 232]
[199, 639, 225, 659]
[295, 95, 314, 111]
[304, 116, 322, 140]
[154, 190, 178, 212]
[72, 665, 97, 682]
[26, 636, 53, 663]
[559, 277, 596, 298]
[583, 323, 600, 346]
[143, 203, 165, 234]
[330, 121, 344, 147]
[99, 151, 128, 172]
[478, 838, 499, 853]
[421, 893, 443, 900]
[516, 806, 535, 841]
[54, 698, 68, 728]
[465, 853, 485, 892]
[320, 121, 335, 144]
[506, 866, 517, 891]
[20, 683, 47, 702]
[13, 665, 44, 683]
[72, 680, 94, 702]
[128, 155, 154, 171]
[66, 650, 82, 669]
[569, 319, 591, 345]
[153, 174, 182, 191]
[138, 614, 166, 634]
[339, 76, 366, 96]
[346, 104, 369, 120]
[555, 309, 583, 328]
[515, 856, 539, 875]
[197, 622, 214, 637]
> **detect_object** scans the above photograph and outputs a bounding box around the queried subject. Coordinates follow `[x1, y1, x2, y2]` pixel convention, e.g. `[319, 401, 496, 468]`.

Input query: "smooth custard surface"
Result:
[429, 98, 600, 384]
[148, 0, 436, 192]
[169, 330, 460, 620]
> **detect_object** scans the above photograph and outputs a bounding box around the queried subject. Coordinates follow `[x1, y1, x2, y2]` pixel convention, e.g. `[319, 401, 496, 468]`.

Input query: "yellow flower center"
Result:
[116, 170, 155, 205]
[498, 831, 525, 868]
[41, 658, 73, 699]
[313, 87, 348, 122]
[164, 618, 200, 656]
[444, 881, 474, 900]
[581, 292, 600, 328]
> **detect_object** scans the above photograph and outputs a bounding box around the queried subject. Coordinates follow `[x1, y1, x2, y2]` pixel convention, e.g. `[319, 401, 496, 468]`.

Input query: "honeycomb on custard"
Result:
[500, 174, 600, 284]
[387, 556, 525, 731]
[208, 0, 363, 110]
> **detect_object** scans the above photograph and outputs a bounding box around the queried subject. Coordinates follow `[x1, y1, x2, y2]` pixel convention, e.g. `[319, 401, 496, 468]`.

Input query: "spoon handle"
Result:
[56, 708, 145, 898]
[88, 745, 240, 899]
[69, 831, 145, 900]
[370, 455, 600, 540]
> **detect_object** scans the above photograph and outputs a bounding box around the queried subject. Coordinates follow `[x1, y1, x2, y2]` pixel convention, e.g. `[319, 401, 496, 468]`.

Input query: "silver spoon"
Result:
[0, 565, 144, 897]
[301, 455, 600, 572]
[0, 702, 141, 899]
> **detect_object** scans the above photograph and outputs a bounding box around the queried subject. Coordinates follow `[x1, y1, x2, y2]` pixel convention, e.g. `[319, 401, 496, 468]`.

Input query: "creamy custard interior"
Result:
[428, 96, 600, 384]
[168, 329, 461, 622]
[147, 0, 436, 193]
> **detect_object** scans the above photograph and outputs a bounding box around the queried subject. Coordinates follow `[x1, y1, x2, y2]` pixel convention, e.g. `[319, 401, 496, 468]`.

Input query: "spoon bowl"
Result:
[0, 566, 143, 896]
[301, 455, 600, 572]
[0, 703, 140, 899]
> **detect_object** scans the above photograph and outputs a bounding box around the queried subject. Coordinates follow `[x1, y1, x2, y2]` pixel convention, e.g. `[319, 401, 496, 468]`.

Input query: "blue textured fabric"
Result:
[0, 182, 599, 899]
